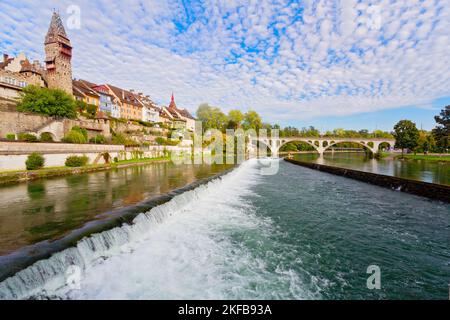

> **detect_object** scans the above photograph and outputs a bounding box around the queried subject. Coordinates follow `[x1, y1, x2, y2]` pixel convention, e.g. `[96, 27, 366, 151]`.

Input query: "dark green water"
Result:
[293, 152, 450, 185]
[249, 160, 449, 299]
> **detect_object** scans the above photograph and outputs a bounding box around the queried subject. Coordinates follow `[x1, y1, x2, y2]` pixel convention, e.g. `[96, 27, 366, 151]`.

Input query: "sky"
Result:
[0, 0, 449, 131]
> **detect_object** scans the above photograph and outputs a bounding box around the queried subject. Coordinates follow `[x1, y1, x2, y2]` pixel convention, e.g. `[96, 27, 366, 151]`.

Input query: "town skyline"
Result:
[1, 1, 449, 131]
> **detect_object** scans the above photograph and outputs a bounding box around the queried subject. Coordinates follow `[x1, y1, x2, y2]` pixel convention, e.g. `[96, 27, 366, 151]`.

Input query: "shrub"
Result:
[156, 137, 179, 146]
[89, 134, 106, 144]
[62, 130, 87, 144]
[111, 133, 137, 146]
[6, 134, 15, 141]
[65, 155, 89, 167]
[39, 132, 54, 142]
[26, 153, 45, 170]
[85, 104, 97, 117]
[155, 137, 165, 145]
[17, 85, 77, 119]
[113, 157, 119, 163]
[18, 133, 38, 142]
[71, 126, 88, 140]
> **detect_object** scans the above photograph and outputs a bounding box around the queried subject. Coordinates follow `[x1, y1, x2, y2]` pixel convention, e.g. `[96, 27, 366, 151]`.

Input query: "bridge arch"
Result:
[324, 140, 373, 154]
[278, 139, 321, 155]
[253, 137, 395, 157]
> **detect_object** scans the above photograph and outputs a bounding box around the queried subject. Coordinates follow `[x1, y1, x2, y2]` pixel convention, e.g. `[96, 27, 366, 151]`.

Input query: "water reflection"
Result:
[294, 152, 449, 185]
[0, 162, 232, 255]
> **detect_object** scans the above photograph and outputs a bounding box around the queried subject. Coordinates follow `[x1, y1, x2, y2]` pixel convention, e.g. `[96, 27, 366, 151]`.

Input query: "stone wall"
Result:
[0, 111, 54, 138]
[0, 111, 111, 141]
[284, 158, 450, 203]
[0, 141, 125, 155]
[0, 142, 189, 171]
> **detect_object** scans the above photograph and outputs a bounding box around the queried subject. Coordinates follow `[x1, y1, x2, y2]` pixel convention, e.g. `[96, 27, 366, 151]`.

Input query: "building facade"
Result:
[92, 84, 121, 118]
[72, 80, 100, 107]
[136, 93, 160, 123]
[106, 85, 143, 120]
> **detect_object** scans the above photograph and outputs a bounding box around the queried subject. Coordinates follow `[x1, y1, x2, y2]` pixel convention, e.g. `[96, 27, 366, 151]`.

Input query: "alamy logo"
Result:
[170, 121, 280, 175]
[66, 5, 81, 30]
[366, 265, 381, 290]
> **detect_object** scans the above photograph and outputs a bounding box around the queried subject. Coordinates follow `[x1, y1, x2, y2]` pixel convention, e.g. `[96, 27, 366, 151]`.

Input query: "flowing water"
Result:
[293, 152, 450, 185]
[0, 159, 448, 300]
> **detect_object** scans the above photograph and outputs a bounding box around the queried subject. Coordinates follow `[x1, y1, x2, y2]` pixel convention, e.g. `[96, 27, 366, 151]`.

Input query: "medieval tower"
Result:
[44, 11, 73, 95]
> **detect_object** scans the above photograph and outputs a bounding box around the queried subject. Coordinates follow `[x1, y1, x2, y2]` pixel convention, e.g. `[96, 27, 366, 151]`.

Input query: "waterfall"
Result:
[0, 161, 257, 300]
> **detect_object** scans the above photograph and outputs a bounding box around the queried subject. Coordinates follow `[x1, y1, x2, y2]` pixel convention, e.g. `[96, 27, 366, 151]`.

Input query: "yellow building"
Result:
[72, 79, 100, 108]
[105, 84, 143, 120]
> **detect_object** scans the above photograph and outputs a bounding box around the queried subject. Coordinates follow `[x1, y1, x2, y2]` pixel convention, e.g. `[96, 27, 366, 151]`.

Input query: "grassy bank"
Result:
[0, 157, 171, 185]
[397, 154, 450, 162]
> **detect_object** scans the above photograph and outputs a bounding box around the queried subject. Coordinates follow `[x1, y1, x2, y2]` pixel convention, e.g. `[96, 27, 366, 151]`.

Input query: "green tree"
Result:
[227, 110, 244, 128]
[299, 126, 320, 137]
[243, 110, 262, 131]
[431, 106, 449, 152]
[196, 103, 228, 132]
[393, 120, 420, 157]
[17, 85, 77, 119]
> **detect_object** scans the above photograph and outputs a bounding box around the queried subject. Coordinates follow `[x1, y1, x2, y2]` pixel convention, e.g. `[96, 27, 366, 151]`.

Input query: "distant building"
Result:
[135, 93, 160, 123]
[163, 93, 196, 131]
[0, 53, 46, 103]
[72, 79, 100, 107]
[105, 84, 143, 120]
[92, 84, 121, 119]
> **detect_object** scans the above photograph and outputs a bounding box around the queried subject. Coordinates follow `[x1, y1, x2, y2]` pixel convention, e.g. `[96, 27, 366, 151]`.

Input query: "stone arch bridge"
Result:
[255, 137, 395, 157]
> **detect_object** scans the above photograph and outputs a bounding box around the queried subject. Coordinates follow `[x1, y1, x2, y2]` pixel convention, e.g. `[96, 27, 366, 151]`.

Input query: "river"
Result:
[0, 162, 232, 256]
[0, 159, 448, 300]
[293, 152, 450, 185]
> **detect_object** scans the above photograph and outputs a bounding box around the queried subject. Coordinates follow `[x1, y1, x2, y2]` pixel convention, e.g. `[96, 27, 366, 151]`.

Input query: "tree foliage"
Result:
[393, 120, 419, 156]
[227, 109, 244, 129]
[196, 104, 228, 132]
[432, 105, 449, 152]
[17, 85, 77, 119]
[243, 110, 262, 131]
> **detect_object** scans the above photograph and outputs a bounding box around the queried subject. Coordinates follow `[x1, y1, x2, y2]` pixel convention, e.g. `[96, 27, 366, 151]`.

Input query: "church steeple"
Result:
[169, 92, 177, 109]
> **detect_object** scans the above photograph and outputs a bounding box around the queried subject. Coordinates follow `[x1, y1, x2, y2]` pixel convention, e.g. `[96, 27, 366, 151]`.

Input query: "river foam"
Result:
[0, 159, 317, 300]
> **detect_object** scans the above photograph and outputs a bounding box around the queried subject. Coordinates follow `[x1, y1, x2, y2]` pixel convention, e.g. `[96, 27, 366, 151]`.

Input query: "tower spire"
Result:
[169, 92, 176, 109]
[45, 11, 68, 44]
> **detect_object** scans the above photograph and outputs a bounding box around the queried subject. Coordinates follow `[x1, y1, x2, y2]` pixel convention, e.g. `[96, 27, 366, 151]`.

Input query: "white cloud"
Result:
[0, 0, 449, 123]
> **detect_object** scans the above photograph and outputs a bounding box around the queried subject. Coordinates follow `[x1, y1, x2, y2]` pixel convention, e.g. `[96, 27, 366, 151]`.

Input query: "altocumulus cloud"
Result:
[0, 0, 449, 122]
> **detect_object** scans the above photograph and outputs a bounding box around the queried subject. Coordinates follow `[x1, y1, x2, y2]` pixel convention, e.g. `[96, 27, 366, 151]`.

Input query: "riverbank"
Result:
[0, 157, 170, 185]
[284, 158, 450, 203]
[397, 154, 450, 162]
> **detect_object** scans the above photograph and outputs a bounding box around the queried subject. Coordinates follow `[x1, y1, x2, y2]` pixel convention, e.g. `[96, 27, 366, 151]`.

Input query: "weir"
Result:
[284, 158, 450, 203]
[0, 167, 236, 298]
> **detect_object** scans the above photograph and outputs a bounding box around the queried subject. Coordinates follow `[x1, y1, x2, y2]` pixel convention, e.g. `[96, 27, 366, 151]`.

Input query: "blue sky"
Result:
[1, 0, 449, 131]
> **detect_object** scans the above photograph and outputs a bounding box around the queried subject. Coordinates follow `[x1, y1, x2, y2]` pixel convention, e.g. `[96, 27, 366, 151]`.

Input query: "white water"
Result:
[0, 160, 318, 300]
